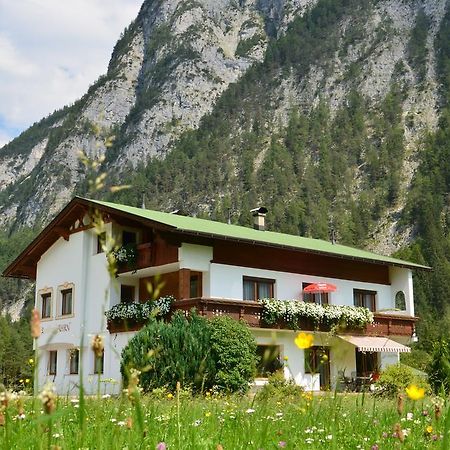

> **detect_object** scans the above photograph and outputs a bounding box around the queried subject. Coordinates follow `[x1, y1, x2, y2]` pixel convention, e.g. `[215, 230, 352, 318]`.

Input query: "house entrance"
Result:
[355, 350, 379, 377]
[305, 346, 331, 390]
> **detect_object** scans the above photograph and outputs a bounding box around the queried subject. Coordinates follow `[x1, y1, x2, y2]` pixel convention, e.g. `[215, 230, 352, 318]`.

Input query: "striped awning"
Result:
[338, 335, 411, 353]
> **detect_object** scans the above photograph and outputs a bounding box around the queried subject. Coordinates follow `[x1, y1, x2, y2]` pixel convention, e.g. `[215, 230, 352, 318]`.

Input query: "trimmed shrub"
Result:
[121, 311, 215, 393]
[121, 313, 258, 394]
[374, 363, 430, 397]
[209, 316, 258, 393]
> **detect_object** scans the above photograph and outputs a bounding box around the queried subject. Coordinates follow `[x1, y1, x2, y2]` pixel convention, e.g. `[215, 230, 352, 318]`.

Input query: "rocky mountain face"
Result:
[1, 0, 450, 332]
[0, 0, 313, 227]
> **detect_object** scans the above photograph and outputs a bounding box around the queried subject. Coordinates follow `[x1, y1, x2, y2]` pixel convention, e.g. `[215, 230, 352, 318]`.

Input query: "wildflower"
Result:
[25, 379, 30, 384]
[205, 411, 211, 417]
[405, 384, 425, 401]
[435, 403, 442, 420]
[117, 421, 126, 427]
[371, 445, 379, 450]
[245, 408, 255, 414]
[101, 394, 111, 399]
[326, 435, 332, 440]
[126, 417, 133, 429]
[393, 423, 405, 442]
[91, 334, 104, 358]
[19, 379, 24, 384]
[295, 332, 314, 349]
[156, 443, 166, 450]
[29, 358, 34, 364]
[127, 368, 141, 404]
[278, 442, 287, 448]
[406, 412, 413, 421]
[396, 394, 403, 415]
[39, 382, 56, 414]
[167, 393, 173, 400]
[193, 419, 202, 426]
[283, 356, 289, 361]
[30, 308, 41, 338]
[426, 425, 433, 434]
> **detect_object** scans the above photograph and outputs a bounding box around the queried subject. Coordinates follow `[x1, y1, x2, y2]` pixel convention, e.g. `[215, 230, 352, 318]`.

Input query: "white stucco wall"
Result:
[209, 262, 401, 311]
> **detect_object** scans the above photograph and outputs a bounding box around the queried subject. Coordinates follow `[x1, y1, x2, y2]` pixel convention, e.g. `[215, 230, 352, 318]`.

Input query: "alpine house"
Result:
[3, 197, 428, 394]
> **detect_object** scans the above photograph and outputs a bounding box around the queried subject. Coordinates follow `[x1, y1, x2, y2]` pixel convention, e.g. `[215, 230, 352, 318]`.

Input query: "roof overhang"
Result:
[338, 335, 411, 353]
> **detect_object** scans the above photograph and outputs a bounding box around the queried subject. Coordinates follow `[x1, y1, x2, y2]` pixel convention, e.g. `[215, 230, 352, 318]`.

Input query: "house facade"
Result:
[3, 197, 427, 394]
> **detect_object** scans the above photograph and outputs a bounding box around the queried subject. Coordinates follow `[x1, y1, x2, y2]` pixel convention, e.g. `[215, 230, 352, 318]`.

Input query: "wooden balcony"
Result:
[107, 298, 417, 336]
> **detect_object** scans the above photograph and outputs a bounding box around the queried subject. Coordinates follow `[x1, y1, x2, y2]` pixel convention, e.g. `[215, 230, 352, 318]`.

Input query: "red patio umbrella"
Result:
[303, 282, 337, 294]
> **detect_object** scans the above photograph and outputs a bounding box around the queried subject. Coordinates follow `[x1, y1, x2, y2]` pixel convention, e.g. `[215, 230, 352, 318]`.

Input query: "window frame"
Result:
[353, 289, 377, 312]
[96, 232, 106, 254]
[38, 287, 53, 320]
[57, 283, 75, 318]
[48, 350, 57, 375]
[69, 349, 79, 375]
[243, 276, 275, 301]
[120, 284, 136, 303]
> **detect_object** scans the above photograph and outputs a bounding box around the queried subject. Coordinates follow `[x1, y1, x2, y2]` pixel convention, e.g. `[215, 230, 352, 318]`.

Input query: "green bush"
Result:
[400, 348, 431, 372]
[428, 338, 450, 395]
[258, 370, 304, 400]
[374, 363, 430, 397]
[121, 312, 258, 394]
[121, 311, 215, 393]
[209, 316, 258, 393]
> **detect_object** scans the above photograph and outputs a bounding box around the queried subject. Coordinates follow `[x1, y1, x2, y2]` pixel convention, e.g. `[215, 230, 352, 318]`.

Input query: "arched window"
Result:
[395, 291, 406, 311]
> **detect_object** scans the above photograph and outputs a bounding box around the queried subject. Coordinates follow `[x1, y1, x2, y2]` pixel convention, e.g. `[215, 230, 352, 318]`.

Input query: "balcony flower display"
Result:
[105, 295, 175, 323]
[260, 298, 374, 330]
[111, 244, 137, 264]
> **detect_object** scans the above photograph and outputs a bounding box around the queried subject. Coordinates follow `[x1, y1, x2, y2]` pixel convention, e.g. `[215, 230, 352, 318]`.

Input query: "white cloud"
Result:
[0, 0, 142, 142]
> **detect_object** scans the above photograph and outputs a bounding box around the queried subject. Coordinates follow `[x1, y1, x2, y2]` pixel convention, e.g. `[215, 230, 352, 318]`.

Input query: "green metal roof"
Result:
[88, 198, 430, 270]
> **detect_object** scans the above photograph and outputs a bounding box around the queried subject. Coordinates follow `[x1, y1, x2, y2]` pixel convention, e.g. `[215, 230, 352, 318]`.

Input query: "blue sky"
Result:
[0, 0, 143, 148]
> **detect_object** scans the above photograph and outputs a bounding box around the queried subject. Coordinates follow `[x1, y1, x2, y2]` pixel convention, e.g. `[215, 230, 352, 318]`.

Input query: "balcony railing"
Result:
[107, 297, 417, 336]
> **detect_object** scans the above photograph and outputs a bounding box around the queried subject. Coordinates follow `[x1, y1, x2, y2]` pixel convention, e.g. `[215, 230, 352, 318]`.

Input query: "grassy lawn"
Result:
[0, 390, 447, 449]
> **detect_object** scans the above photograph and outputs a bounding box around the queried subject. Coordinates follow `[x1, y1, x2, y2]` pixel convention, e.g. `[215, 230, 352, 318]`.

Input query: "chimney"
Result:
[250, 207, 268, 231]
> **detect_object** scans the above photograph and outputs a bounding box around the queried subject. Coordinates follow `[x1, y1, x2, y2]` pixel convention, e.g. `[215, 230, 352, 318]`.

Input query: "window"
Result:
[94, 350, 104, 375]
[96, 232, 106, 254]
[48, 351, 57, 375]
[122, 231, 137, 246]
[302, 283, 329, 305]
[353, 289, 376, 312]
[61, 288, 73, 316]
[256, 345, 282, 377]
[69, 349, 79, 374]
[395, 291, 406, 310]
[41, 292, 52, 319]
[355, 350, 378, 377]
[190, 272, 202, 298]
[120, 285, 135, 303]
[243, 277, 274, 301]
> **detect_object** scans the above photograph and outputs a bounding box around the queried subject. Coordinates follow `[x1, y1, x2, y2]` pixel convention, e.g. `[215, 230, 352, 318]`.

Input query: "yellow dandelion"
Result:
[405, 384, 425, 401]
[167, 393, 174, 400]
[28, 358, 34, 364]
[426, 425, 433, 434]
[294, 332, 314, 349]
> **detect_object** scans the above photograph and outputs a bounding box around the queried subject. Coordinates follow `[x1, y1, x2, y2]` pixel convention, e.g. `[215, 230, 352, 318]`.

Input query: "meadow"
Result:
[0, 387, 448, 450]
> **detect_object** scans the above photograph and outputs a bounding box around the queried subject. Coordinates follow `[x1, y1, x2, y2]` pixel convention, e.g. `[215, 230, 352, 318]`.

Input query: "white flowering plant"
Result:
[105, 295, 175, 322]
[111, 244, 137, 264]
[260, 298, 374, 330]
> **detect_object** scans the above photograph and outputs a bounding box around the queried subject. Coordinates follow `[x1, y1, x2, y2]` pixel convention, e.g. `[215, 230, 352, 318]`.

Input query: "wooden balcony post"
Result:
[179, 268, 190, 300]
